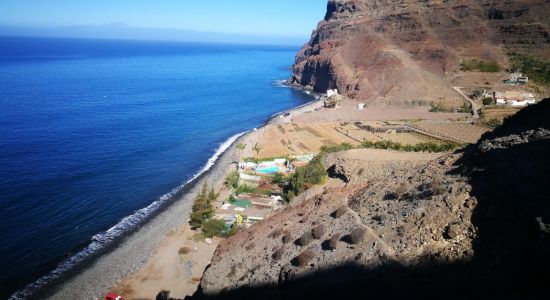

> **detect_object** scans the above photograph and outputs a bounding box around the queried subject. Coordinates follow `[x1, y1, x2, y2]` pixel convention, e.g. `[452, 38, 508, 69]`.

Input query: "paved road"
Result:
[453, 86, 480, 119]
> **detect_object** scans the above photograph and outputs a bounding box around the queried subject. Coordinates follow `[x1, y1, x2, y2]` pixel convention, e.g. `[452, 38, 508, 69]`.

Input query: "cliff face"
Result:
[196, 99, 550, 299]
[291, 0, 550, 105]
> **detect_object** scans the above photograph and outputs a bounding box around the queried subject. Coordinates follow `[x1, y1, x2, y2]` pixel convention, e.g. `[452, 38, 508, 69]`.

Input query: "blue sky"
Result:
[0, 0, 327, 37]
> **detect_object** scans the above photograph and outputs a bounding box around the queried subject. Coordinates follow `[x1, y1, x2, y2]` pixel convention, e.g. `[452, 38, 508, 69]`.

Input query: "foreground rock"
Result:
[194, 99, 550, 299]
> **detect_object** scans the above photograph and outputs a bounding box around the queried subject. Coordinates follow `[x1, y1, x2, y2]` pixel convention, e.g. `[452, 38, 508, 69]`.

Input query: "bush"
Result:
[225, 171, 239, 189]
[201, 218, 225, 238]
[360, 140, 458, 153]
[332, 205, 347, 218]
[482, 97, 494, 106]
[509, 52, 550, 85]
[285, 155, 327, 200]
[320, 142, 355, 154]
[312, 224, 325, 239]
[395, 183, 407, 198]
[292, 250, 315, 267]
[272, 247, 285, 261]
[482, 118, 502, 128]
[460, 59, 501, 72]
[297, 231, 314, 246]
[327, 233, 341, 250]
[349, 228, 366, 244]
[430, 176, 446, 195]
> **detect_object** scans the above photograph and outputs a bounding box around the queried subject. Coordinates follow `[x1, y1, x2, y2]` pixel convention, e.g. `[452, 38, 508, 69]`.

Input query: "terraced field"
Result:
[255, 122, 435, 158]
[410, 122, 491, 144]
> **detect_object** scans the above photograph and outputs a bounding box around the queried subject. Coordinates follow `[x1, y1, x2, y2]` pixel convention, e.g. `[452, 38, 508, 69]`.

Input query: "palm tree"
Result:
[236, 143, 246, 160]
[252, 143, 263, 157]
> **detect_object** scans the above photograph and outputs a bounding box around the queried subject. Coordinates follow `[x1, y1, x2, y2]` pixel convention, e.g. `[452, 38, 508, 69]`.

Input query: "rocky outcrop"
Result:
[195, 99, 550, 299]
[291, 0, 550, 106]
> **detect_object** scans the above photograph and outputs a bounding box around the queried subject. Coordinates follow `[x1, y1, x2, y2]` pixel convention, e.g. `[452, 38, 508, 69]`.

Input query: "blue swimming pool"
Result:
[256, 166, 279, 174]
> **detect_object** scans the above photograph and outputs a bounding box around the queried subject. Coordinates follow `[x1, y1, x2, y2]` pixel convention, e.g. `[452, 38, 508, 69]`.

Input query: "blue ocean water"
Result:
[0, 36, 312, 298]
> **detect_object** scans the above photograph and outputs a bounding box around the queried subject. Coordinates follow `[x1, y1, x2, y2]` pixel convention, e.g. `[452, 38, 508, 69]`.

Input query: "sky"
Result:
[0, 0, 327, 38]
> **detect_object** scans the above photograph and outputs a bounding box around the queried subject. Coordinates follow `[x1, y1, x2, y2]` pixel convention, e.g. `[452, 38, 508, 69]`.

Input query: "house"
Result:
[493, 91, 536, 107]
[509, 72, 529, 85]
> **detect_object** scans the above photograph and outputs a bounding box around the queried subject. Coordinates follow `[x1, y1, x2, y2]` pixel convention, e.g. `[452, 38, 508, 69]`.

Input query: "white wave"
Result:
[9, 131, 246, 300]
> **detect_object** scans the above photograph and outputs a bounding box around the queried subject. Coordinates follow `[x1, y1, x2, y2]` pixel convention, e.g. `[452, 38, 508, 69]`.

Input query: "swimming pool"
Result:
[256, 166, 279, 174]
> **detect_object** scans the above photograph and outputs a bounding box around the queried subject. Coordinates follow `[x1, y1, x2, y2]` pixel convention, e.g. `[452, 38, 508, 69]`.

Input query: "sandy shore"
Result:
[46, 92, 315, 300]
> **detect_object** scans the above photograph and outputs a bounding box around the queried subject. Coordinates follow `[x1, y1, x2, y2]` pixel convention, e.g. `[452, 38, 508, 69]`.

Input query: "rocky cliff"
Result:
[291, 0, 550, 106]
[195, 99, 550, 299]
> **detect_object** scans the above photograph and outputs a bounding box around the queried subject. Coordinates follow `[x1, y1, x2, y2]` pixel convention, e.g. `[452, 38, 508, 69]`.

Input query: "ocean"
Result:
[0, 36, 313, 298]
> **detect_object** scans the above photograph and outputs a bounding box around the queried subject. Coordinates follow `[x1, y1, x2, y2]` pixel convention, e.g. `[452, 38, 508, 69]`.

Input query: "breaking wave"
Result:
[9, 131, 246, 300]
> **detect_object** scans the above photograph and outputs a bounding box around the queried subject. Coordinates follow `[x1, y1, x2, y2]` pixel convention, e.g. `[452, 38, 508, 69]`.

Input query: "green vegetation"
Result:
[460, 59, 501, 72]
[319, 140, 460, 154]
[482, 97, 494, 106]
[234, 184, 271, 196]
[319, 142, 354, 154]
[457, 103, 473, 114]
[509, 52, 550, 86]
[252, 143, 263, 157]
[189, 183, 218, 228]
[361, 140, 458, 152]
[224, 171, 239, 189]
[284, 155, 327, 200]
[429, 102, 453, 113]
[201, 218, 226, 238]
[482, 118, 502, 128]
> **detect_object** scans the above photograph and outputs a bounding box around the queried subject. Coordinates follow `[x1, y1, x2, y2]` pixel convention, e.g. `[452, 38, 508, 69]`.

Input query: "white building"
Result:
[494, 91, 536, 107]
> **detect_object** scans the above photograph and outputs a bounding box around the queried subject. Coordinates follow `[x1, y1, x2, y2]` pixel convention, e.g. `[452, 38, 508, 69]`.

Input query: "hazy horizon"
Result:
[0, 0, 327, 45]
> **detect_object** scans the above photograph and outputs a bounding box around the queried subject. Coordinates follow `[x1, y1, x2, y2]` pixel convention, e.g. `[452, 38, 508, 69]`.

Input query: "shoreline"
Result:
[38, 83, 318, 299]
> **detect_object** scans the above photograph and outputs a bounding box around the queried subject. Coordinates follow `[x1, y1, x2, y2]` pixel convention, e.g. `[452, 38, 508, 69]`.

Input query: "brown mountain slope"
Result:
[291, 0, 550, 106]
[194, 99, 550, 299]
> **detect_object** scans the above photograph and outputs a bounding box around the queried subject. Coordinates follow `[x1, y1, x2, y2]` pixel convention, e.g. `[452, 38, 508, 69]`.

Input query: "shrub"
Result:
[331, 205, 347, 218]
[292, 250, 315, 267]
[312, 224, 325, 239]
[509, 52, 550, 85]
[482, 118, 502, 128]
[482, 97, 494, 106]
[201, 218, 225, 238]
[349, 228, 366, 244]
[320, 142, 355, 154]
[225, 171, 239, 189]
[272, 247, 285, 261]
[395, 183, 407, 198]
[285, 155, 327, 200]
[326, 233, 341, 250]
[460, 59, 501, 73]
[297, 231, 314, 246]
[360, 140, 458, 153]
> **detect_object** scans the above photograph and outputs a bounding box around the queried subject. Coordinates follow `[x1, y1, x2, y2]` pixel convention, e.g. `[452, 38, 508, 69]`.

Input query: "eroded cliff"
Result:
[291, 0, 550, 106]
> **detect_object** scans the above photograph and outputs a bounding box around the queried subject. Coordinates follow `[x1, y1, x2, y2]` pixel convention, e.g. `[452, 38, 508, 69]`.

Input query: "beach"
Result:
[43, 91, 320, 300]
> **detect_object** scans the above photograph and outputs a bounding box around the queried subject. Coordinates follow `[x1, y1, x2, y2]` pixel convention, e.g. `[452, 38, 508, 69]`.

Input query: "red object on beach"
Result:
[104, 293, 124, 300]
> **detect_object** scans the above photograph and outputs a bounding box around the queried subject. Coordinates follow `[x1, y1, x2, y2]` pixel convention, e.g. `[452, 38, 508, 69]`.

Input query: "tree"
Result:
[236, 143, 246, 160]
[225, 171, 239, 189]
[482, 97, 494, 106]
[252, 143, 263, 157]
[189, 183, 215, 228]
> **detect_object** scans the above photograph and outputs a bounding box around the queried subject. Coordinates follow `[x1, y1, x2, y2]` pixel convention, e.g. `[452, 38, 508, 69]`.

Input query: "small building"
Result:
[493, 91, 536, 107]
[509, 72, 528, 85]
[357, 103, 365, 110]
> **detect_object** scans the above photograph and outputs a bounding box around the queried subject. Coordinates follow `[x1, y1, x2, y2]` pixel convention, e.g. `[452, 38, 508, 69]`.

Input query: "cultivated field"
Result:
[410, 122, 491, 144]
[482, 107, 522, 121]
[253, 122, 435, 158]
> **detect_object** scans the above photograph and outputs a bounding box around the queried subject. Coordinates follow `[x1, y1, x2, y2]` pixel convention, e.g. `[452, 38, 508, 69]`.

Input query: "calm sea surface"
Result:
[0, 36, 312, 298]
